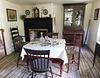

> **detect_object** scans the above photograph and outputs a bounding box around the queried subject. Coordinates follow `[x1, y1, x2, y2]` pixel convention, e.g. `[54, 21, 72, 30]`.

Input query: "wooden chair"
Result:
[10, 26, 28, 67]
[13, 37, 26, 67]
[46, 33, 58, 39]
[10, 26, 28, 51]
[24, 48, 53, 78]
[66, 35, 82, 73]
[13, 37, 22, 67]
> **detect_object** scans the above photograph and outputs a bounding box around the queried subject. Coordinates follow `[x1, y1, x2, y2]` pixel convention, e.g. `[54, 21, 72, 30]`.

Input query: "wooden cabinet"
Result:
[63, 3, 86, 44]
[63, 30, 84, 44]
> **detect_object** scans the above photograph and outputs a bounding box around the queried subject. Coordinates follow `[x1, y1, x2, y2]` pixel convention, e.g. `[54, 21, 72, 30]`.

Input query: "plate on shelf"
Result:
[25, 10, 30, 15]
[43, 9, 48, 15]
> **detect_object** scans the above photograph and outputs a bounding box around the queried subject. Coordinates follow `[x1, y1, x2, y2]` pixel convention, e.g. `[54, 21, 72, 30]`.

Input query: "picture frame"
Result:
[6, 9, 17, 21]
[94, 8, 99, 20]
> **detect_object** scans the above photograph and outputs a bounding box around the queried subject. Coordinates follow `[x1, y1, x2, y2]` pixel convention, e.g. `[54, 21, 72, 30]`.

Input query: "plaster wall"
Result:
[87, 0, 100, 52]
[21, 3, 63, 38]
[53, 4, 63, 38]
[21, 5, 33, 18]
[84, 3, 93, 44]
[0, 0, 23, 54]
[32, 3, 53, 18]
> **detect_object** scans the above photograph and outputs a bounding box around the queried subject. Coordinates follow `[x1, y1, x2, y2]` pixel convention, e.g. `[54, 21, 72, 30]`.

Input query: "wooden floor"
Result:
[0, 46, 100, 78]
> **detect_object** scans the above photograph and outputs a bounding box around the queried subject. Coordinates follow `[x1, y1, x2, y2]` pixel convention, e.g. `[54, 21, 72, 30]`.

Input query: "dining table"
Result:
[21, 38, 68, 76]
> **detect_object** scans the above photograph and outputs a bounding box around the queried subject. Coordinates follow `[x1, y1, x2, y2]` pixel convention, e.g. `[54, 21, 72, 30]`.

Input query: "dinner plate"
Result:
[42, 43, 51, 46]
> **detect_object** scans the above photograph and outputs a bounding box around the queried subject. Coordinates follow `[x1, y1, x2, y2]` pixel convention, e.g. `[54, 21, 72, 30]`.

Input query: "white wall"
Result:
[32, 3, 53, 18]
[0, 0, 23, 54]
[21, 3, 63, 38]
[87, 0, 100, 52]
[32, 3, 63, 38]
[21, 5, 33, 18]
[97, 22, 100, 41]
[84, 3, 93, 44]
[95, 1, 100, 42]
[32, 3, 55, 32]
[54, 4, 63, 38]
[21, 3, 54, 30]
[0, 0, 5, 29]
[1, 2, 63, 55]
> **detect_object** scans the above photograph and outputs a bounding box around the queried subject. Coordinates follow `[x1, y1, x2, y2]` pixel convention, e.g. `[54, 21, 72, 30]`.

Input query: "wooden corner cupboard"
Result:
[63, 3, 87, 44]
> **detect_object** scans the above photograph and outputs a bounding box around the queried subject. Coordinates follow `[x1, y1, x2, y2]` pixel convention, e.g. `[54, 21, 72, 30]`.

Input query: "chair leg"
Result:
[26, 60, 29, 72]
[72, 54, 74, 64]
[31, 72, 33, 78]
[78, 53, 80, 70]
[50, 66, 53, 78]
[46, 72, 48, 78]
[67, 53, 71, 73]
[17, 52, 21, 67]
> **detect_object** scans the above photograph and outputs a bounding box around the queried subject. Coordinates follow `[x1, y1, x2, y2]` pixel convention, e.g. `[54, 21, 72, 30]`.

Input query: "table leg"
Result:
[60, 63, 63, 77]
[24, 55, 30, 71]
[93, 53, 96, 67]
[49, 58, 64, 77]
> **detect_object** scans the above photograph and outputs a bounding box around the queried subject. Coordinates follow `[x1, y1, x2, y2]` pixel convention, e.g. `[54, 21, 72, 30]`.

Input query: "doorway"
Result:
[0, 29, 7, 59]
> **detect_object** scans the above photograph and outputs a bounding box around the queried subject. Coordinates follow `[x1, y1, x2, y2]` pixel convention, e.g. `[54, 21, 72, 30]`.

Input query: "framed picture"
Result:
[94, 8, 99, 20]
[6, 9, 17, 21]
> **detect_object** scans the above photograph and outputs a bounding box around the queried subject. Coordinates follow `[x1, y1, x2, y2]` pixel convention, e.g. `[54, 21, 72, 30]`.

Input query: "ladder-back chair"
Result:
[10, 26, 28, 67]
[66, 35, 82, 73]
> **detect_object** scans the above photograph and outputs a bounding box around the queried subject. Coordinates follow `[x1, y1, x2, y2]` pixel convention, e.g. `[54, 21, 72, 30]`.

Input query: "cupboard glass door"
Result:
[64, 8, 73, 26]
[74, 8, 84, 26]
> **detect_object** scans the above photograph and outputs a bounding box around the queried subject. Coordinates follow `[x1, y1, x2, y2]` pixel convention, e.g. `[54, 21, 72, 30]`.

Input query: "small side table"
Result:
[93, 41, 100, 66]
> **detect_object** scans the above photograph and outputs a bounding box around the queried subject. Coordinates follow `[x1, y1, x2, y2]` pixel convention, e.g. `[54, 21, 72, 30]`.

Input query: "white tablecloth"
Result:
[21, 39, 68, 64]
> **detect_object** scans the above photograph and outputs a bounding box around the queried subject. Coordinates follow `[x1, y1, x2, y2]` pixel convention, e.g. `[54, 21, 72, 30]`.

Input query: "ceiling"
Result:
[5, 0, 94, 5]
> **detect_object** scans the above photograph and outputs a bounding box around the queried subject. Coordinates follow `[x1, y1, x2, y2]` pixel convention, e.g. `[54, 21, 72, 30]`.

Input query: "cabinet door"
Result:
[74, 8, 85, 27]
[63, 4, 86, 30]
[64, 8, 74, 26]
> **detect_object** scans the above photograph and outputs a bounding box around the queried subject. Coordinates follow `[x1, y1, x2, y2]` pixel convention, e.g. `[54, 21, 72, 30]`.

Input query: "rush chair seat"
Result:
[46, 33, 58, 39]
[66, 35, 82, 73]
[24, 48, 53, 78]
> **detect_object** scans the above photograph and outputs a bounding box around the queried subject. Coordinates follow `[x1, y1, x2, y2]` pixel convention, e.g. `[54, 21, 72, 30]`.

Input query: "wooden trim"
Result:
[29, 29, 48, 41]
[29, 29, 48, 34]
[63, 3, 87, 6]
[0, 29, 7, 55]
[29, 29, 48, 32]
